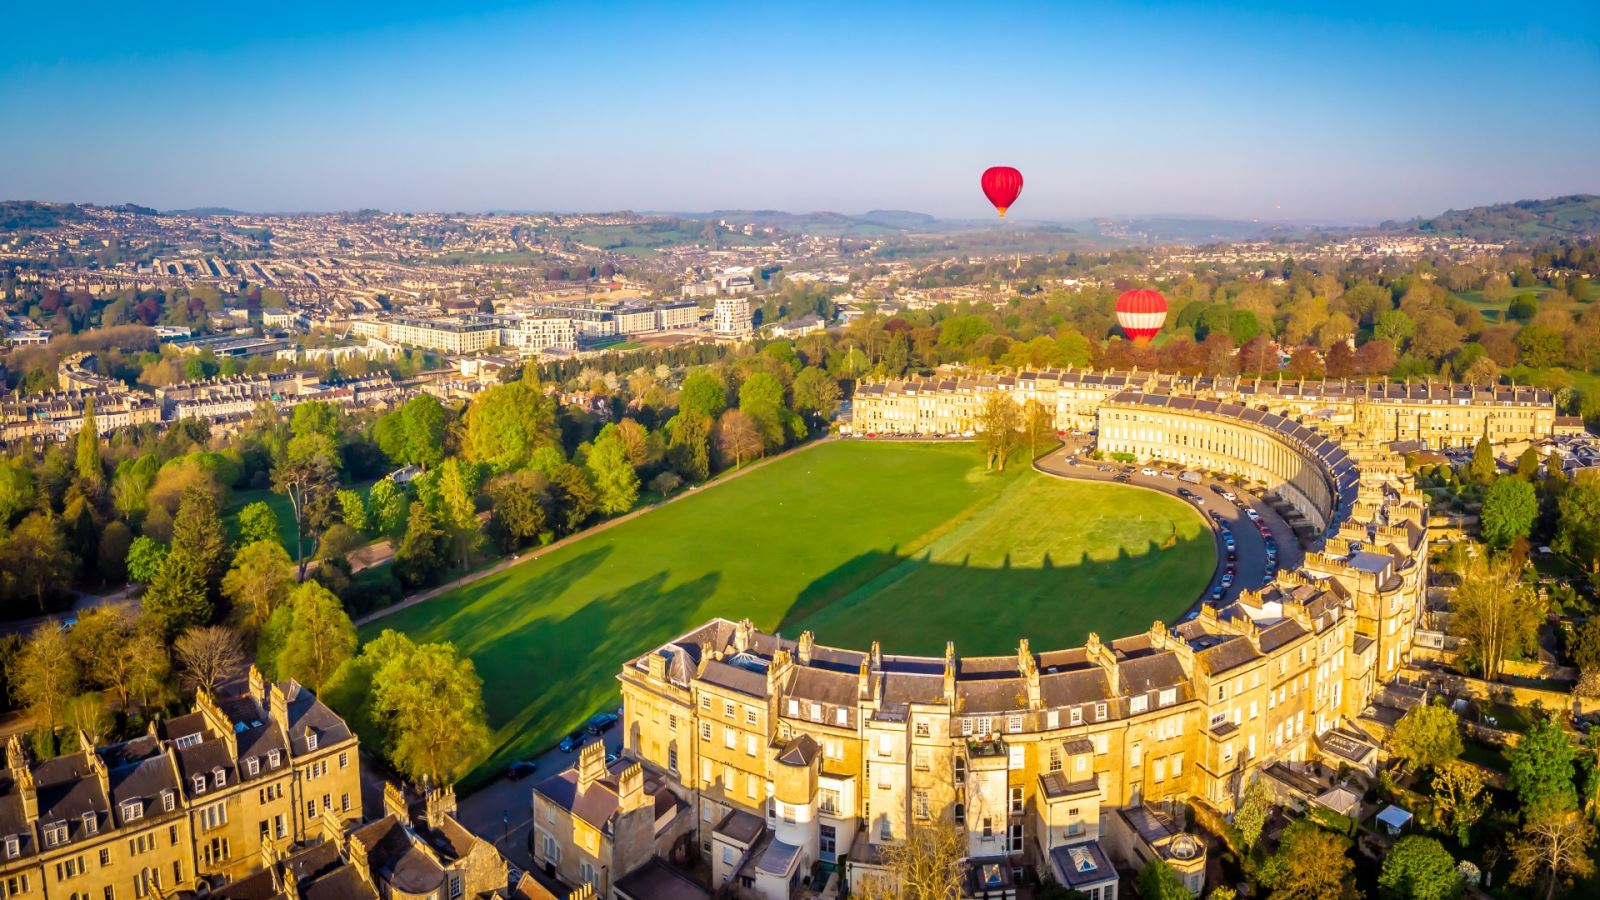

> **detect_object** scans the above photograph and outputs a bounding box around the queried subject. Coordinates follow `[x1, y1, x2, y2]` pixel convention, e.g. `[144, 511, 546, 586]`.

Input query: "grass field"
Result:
[360, 441, 1213, 785]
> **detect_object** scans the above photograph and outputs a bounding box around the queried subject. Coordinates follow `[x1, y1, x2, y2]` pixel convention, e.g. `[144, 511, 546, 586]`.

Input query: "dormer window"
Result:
[122, 801, 144, 823]
[1159, 688, 1177, 707]
[43, 823, 68, 848]
[1129, 696, 1148, 715]
[4, 836, 17, 859]
[212, 767, 226, 787]
[268, 750, 281, 768]
[193, 775, 206, 795]
[162, 790, 176, 812]
[306, 732, 318, 752]
[246, 758, 260, 777]
[174, 733, 202, 750]
[81, 812, 96, 835]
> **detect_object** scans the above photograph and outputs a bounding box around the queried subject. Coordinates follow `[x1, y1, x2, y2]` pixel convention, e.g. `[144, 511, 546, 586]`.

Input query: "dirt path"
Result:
[355, 436, 835, 627]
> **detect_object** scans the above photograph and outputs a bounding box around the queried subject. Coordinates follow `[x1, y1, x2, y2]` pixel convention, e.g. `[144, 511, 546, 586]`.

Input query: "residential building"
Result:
[713, 297, 753, 340]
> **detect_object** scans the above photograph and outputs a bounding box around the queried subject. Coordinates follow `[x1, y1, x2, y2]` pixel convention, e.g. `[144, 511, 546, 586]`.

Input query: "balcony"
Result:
[967, 737, 1008, 758]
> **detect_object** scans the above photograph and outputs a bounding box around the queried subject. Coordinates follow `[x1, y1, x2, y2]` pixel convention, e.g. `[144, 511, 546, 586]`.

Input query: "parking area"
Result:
[1037, 444, 1304, 617]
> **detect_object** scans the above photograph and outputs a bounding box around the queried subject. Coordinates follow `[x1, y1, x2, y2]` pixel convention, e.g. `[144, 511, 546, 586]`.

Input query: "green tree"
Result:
[1508, 715, 1579, 820]
[0, 458, 34, 528]
[1449, 551, 1540, 682]
[1469, 433, 1496, 486]
[170, 484, 228, 592]
[337, 488, 369, 533]
[1571, 617, 1600, 673]
[1235, 778, 1275, 851]
[461, 380, 557, 470]
[1257, 820, 1357, 900]
[394, 502, 449, 587]
[737, 371, 789, 450]
[400, 394, 448, 469]
[236, 500, 280, 547]
[366, 477, 410, 538]
[278, 581, 357, 692]
[586, 427, 639, 515]
[144, 552, 213, 637]
[221, 540, 296, 634]
[1431, 763, 1487, 845]
[677, 369, 728, 421]
[668, 413, 712, 482]
[485, 470, 547, 552]
[273, 432, 340, 579]
[792, 367, 842, 427]
[1, 514, 76, 613]
[434, 459, 481, 571]
[125, 535, 168, 584]
[97, 520, 132, 585]
[1137, 859, 1190, 900]
[1481, 476, 1537, 550]
[548, 463, 597, 535]
[1379, 836, 1461, 900]
[10, 624, 79, 734]
[1517, 447, 1542, 479]
[74, 399, 104, 497]
[1375, 309, 1416, 346]
[368, 633, 490, 785]
[1390, 700, 1464, 773]
[1556, 477, 1600, 574]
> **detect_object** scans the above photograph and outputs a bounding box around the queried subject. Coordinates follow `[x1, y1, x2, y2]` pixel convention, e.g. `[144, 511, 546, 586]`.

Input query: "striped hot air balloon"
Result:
[1115, 289, 1167, 346]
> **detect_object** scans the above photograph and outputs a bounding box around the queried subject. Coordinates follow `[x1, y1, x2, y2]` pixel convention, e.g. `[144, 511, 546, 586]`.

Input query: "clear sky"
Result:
[3, 1, 1597, 222]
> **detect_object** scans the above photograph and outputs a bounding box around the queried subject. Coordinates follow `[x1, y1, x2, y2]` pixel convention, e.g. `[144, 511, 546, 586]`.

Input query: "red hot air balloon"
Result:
[1116, 289, 1168, 345]
[980, 166, 1023, 218]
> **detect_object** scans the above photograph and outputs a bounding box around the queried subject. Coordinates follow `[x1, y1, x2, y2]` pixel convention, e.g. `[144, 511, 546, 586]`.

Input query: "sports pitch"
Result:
[360, 440, 1214, 784]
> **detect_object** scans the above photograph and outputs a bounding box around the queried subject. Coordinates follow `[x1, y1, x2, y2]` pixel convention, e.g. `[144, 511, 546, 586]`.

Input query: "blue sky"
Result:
[3, 1, 1596, 221]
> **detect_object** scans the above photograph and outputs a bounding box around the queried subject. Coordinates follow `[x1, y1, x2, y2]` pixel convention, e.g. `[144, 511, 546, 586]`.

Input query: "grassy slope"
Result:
[362, 441, 1212, 784]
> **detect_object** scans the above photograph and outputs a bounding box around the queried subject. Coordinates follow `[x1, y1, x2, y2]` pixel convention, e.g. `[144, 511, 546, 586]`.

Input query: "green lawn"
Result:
[360, 441, 1213, 785]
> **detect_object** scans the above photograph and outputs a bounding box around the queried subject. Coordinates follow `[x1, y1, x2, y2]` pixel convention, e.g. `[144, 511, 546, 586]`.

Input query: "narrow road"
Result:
[0, 586, 139, 637]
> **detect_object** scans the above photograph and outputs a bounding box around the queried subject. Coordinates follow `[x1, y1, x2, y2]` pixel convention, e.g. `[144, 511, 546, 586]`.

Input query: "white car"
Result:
[1140, 467, 1157, 476]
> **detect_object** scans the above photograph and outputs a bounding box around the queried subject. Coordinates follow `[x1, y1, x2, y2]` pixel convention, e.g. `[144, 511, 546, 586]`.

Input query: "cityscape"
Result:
[1, 3, 1599, 900]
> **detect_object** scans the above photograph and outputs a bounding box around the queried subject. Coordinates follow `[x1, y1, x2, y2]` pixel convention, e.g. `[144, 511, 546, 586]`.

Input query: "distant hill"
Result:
[1380, 194, 1600, 243]
[0, 201, 88, 231]
[680, 209, 945, 237]
[164, 207, 249, 216]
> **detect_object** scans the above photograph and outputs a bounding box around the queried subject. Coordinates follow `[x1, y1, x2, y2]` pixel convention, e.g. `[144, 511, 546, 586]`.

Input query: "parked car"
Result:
[1160, 470, 1177, 479]
[586, 712, 620, 735]
[1140, 467, 1157, 476]
[1209, 586, 1225, 601]
[506, 760, 538, 780]
[1179, 471, 1201, 484]
[559, 731, 585, 753]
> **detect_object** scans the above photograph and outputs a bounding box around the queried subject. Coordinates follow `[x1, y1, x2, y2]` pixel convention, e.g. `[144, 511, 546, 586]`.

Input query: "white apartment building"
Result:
[714, 296, 754, 339]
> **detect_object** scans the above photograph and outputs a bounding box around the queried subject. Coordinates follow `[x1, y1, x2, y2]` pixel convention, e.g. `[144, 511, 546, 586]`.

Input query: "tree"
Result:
[367, 477, 409, 538]
[9, 624, 79, 734]
[1508, 715, 1579, 819]
[1390, 701, 1463, 773]
[394, 502, 449, 588]
[143, 553, 213, 637]
[1571, 617, 1600, 674]
[737, 371, 789, 451]
[668, 413, 712, 482]
[0, 458, 34, 528]
[75, 399, 104, 497]
[1235, 778, 1275, 851]
[434, 459, 481, 571]
[273, 432, 340, 579]
[792, 367, 842, 426]
[173, 625, 245, 696]
[1481, 476, 1538, 550]
[1138, 859, 1191, 900]
[368, 634, 490, 786]
[1469, 433, 1496, 485]
[716, 409, 764, 469]
[485, 470, 547, 552]
[1431, 762, 1488, 844]
[97, 520, 132, 585]
[1379, 835, 1461, 900]
[336, 489, 369, 533]
[237, 501, 280, 547]
[1517, 446, 1542, 479]
[586, 427, 640, 516]
[170, 483, 228, 591]
[977, 392, 1022, 471]
[222, 540, 296, 634]
[1257, 820, 1357, 900]
[1448, 551, 1540, 682]
[548, 464, 597, 535]
[677, 369, 728, 421]
[63, 693, 112, 747]
[1510, 813, 1595, 900]
[853, 821, 964, 900]
[126, 535, 168, 584]
[278, 582, 356, 692]
[1556, 477, 1600, 574]
[1022, 398, 1056, 459]
[399, 394, 448, 469]
[461, 380, 557, 470]
[1, 514, 75, 613]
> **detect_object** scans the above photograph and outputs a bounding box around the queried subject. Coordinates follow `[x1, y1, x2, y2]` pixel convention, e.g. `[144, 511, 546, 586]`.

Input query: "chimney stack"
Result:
[577, 741, 606, 792]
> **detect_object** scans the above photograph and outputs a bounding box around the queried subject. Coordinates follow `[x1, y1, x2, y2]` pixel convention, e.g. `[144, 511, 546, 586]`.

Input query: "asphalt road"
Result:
[1035, 444, 1303, 618]
[453, 720, 624, 872]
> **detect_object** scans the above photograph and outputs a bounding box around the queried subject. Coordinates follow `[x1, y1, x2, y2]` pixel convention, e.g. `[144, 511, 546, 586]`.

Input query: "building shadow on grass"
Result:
[468, 568, 724, 779]
[778, 531, 1214, 657]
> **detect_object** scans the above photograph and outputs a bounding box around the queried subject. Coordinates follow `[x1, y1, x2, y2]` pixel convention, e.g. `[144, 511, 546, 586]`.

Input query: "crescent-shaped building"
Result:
[528, 371, 1551, 900]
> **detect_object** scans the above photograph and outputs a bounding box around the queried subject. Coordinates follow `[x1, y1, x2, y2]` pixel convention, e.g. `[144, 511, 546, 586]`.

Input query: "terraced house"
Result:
[0, 669, 361, 900]
[551, 370, 1437, 899]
